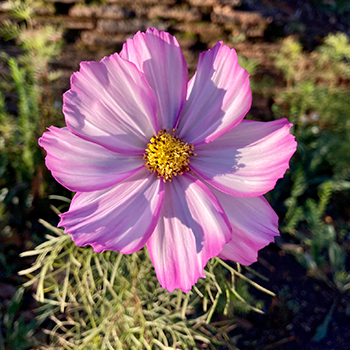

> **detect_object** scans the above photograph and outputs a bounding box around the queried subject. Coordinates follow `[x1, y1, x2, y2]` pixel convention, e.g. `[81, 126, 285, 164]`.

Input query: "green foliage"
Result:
[0, 4, 64, 345]
[318, 32, 350, 63]
[273, 37, 303, 87]
[0, 20, 22, 41]
[18, 25, 63, 80]
[8, 0, 36, 22]
[237, 55, 272, 95]
[0, 0, 63, 226]
[281, 179, 350, 292]
[0, 287, 38, 350]
[237, 55, 259, 76]
[273, 33, 350, 88]
[20, 220, 274, 349]
[272, 32, 350, 294]
[0, 54, 42, 230]
[316, 32, 350, 85]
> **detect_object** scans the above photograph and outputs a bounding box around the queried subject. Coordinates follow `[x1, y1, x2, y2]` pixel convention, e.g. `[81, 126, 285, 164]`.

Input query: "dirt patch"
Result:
[233, 245, 350, 350]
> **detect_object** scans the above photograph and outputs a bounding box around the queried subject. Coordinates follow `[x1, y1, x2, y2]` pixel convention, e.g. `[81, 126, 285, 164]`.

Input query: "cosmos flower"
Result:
[39, 28, 296, 292]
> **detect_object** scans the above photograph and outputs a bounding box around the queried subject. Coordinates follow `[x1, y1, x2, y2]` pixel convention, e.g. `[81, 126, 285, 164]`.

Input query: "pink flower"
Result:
[39, 28, 296, 292]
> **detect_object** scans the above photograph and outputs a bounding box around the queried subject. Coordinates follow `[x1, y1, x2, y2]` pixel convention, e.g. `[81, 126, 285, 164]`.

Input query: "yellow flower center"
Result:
[144, 128, 196, 182]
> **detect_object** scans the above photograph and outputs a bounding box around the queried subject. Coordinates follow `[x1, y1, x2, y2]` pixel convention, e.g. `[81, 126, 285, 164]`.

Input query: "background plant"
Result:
[270, 33, 350, 296]
[0, 1, 64, 347]
[0, 287, 38, 350]
[0, 0, 63, 271]
[20, 218, 274, 350]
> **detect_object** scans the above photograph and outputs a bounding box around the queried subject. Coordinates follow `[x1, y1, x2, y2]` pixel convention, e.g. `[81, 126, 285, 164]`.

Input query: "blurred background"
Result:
[0, 0, 350, 349]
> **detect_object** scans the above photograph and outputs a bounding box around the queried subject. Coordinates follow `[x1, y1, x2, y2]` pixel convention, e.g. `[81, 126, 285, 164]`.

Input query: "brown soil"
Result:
[233, 245, 350, 350]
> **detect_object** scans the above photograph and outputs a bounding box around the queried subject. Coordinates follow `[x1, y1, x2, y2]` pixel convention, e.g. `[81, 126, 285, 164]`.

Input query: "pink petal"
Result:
[39, 127, 144, 192]
[211, 187, 279, 265]
[58, 169, 164, 254]
[146, 173, 232, 292]
[190, 119, 297, 197]
[63, 52, 158, 155]
[120, 28, 187, 130]
[177, 42, 252, 146]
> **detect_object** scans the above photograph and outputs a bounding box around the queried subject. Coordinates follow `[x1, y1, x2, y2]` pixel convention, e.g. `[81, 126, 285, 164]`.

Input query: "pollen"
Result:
[144, 128, 196, 182]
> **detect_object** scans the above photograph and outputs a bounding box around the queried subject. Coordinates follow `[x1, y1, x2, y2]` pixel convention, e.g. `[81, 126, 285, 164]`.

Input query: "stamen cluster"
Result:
[144, 128, 195, 182]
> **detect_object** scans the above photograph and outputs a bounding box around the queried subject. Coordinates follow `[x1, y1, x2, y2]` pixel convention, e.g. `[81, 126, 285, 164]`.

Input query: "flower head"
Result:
[144, 128, 195, 181]
[39, 28, 297, 292]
